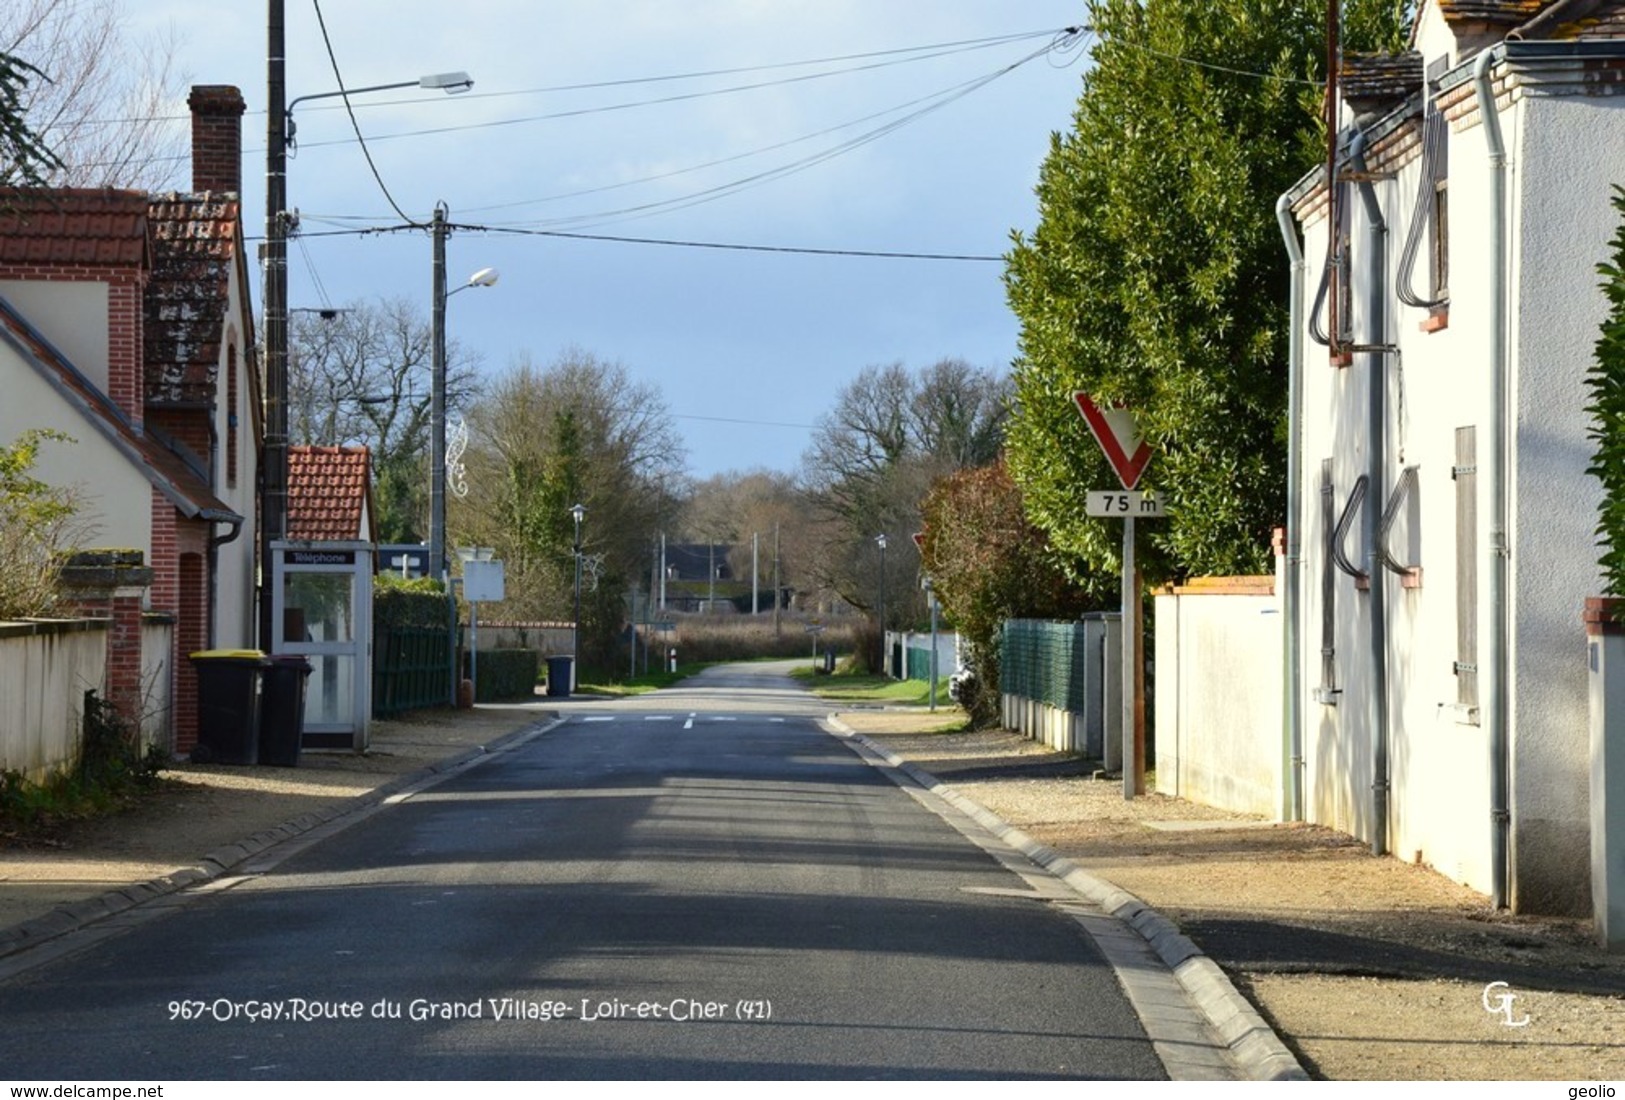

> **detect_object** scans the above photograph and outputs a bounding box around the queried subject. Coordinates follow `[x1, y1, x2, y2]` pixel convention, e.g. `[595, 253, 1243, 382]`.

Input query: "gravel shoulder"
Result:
[839, 711, 1625, 1082]
[0, 707, 547, 933]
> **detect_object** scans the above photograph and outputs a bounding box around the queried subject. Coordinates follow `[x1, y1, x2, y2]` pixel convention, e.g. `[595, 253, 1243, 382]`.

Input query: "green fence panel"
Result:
[372, 626, 452, 717]
[1001, 619, 1091, 712]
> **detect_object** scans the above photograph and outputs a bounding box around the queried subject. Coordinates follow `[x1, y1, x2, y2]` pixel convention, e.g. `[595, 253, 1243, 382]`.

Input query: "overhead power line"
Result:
[254, 221, 1004, 262]
[309, 0, 421, 226]
[469, 224, 1004, 262]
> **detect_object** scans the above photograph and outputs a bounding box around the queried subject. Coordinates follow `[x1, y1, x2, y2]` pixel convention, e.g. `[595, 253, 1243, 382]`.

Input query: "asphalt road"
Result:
[0, 665, 1167, 1080]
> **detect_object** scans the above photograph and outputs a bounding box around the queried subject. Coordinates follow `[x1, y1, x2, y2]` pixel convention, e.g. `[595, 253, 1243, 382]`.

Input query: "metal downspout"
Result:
[1473, 47, 1512, 910]
[1349, 129, 1392, 856]
[1277, 193, 1307, 823]
[205, 512, 244, 652]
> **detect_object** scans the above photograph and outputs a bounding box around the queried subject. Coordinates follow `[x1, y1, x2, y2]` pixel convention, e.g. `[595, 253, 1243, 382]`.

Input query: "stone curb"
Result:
[0, 715, 563, 960]
[824, 714, 1308, 1083]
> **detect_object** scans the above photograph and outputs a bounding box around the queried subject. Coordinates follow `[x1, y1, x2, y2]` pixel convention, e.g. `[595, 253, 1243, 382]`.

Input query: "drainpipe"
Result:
[1473, 47, 1511, 910]
[1349, 129, 1392, 856]
[1277, 192, 1307, 823]
[205, 511, 244, 651]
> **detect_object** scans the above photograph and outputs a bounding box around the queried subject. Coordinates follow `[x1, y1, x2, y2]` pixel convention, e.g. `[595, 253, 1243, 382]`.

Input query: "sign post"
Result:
[1074, 393, 1158, 800]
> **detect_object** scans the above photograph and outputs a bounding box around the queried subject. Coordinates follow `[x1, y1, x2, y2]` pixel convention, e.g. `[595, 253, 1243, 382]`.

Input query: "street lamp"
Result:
[285, 72, 473, 145]
[875, 533, 888, 677]
[429, 234, 499, 584]
[259, 26, 473, 646]
[571, 503, 586, 687]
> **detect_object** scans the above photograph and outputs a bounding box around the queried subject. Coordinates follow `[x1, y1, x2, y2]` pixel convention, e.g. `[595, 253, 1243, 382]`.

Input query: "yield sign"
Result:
[1073, 392, 1152, 490]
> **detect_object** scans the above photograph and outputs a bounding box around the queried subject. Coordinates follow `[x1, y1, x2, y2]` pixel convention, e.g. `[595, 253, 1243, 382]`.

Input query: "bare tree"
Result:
[800, 358, 1009, 624]
[2, 0, 188, 190]
[683, 469, 811, 611]
[288, 297, 483, 543]
[456, 348, 683, 652]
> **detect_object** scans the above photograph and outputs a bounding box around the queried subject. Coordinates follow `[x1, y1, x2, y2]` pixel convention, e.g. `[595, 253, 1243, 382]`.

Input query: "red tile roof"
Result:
[0, 189, 149, 266]
[1438, 0, 1625, 34]
[288, 445, 374, 543]
[145, 192, 241, 404]
[1438, 0, 1550, 23]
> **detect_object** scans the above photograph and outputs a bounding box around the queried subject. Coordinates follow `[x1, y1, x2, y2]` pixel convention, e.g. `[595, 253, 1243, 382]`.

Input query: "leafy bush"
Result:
[374, 577, 448, 631]
[0, 688, 163, 834]
[469, 648, 539, 702]
[0, 429, 85, 619]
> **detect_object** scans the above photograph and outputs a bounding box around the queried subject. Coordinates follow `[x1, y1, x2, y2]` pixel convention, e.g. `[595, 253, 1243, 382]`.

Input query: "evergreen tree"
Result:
[1004, 0, 1408, 583]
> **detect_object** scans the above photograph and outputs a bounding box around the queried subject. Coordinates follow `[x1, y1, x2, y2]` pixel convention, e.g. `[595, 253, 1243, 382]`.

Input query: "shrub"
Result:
[0, 429, 86, 619]
[469, 648, 539, 702]
[374, 577, 448, 631]
[643, 614, 860, 668]
[0, 688, 163, 834]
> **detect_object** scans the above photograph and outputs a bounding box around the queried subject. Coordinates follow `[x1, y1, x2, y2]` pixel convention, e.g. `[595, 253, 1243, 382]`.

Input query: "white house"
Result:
[1279, 0, 1625, 915]
[0, 86, 260, 753]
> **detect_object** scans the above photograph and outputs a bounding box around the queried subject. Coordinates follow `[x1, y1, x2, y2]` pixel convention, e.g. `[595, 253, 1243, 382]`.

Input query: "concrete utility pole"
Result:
[260, 0, 288, 651]
[429, 204, 448, 585]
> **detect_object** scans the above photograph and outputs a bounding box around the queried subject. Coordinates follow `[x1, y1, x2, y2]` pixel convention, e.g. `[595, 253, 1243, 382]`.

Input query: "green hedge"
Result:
[468, 648, 539, 702]
[374, 577, 447, 631]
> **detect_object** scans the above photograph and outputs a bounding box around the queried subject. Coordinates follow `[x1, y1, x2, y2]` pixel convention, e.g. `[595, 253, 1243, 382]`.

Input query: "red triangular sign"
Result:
[1073, 392, 1152, 490]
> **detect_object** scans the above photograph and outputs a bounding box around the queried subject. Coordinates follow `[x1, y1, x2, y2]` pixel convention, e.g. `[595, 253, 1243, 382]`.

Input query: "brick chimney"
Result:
[187, 85, 245, 194]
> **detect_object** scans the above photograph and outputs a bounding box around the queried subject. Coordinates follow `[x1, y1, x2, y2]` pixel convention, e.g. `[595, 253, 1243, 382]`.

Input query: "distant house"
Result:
[663, 542, 733, 583]
[1279, 0, 1625, 914]
[0, 86, 260, 753]
[288, 445, 375, 544]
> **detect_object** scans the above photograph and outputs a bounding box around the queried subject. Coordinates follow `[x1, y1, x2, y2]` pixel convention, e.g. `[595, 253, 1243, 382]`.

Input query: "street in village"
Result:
[1, 665, 1190, 1080]
[4, 662, 1623, 1081]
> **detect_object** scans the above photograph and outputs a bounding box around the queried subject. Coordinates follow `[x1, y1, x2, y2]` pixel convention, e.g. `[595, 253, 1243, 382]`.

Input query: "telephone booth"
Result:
[270, 540, 374, 750]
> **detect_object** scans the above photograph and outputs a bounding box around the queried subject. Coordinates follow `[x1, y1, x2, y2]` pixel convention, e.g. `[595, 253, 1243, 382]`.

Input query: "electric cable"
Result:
[310, 0, 424, 226]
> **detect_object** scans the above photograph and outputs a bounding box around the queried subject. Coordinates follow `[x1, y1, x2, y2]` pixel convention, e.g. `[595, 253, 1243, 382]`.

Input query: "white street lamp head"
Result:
[466, 267, 499, 288]
[571, 503, 586, 524]
[876, 534, 888, 550]
[420, 72, 474, 93]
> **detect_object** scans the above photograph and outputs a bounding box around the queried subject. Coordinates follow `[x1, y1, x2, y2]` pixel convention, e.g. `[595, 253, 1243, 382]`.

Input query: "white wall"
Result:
[0, 340, 152, 552]
[0, 620, 107, 782]
[1154, 583, 1283, 818]
[1503, 90, 1620, 913]
[140, 616, 173, 750]
[1289, 56, 1624, 911]
[0, 282, 109, 395]
[210, 315, 258, 650]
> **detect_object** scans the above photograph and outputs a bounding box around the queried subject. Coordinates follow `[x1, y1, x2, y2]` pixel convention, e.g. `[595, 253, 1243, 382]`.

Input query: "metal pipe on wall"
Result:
[1472, 47, 1512, 910]
[1276, 193, 1307, 823]
[1349, 128, 1392, 856]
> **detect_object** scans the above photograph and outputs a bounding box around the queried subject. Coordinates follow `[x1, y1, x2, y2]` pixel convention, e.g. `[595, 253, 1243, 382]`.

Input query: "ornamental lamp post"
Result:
[428, 230, 498, 585]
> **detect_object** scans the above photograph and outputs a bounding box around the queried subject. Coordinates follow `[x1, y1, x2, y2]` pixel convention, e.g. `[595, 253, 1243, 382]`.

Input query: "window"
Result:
[226, 343, 239, 489]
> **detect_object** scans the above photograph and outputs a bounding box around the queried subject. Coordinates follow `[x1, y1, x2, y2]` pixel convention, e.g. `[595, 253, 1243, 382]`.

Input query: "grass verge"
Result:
[790, 667, 947, 706]
[575, 662, 711, 696]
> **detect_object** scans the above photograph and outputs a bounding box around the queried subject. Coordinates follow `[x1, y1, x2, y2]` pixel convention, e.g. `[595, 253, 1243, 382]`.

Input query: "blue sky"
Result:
[135, 1, 1091, 479]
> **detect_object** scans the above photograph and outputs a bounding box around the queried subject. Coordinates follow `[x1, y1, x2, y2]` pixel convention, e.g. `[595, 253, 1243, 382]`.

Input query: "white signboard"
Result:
[1086, 490, 1167, 518]
[463, 559, 506, 603]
